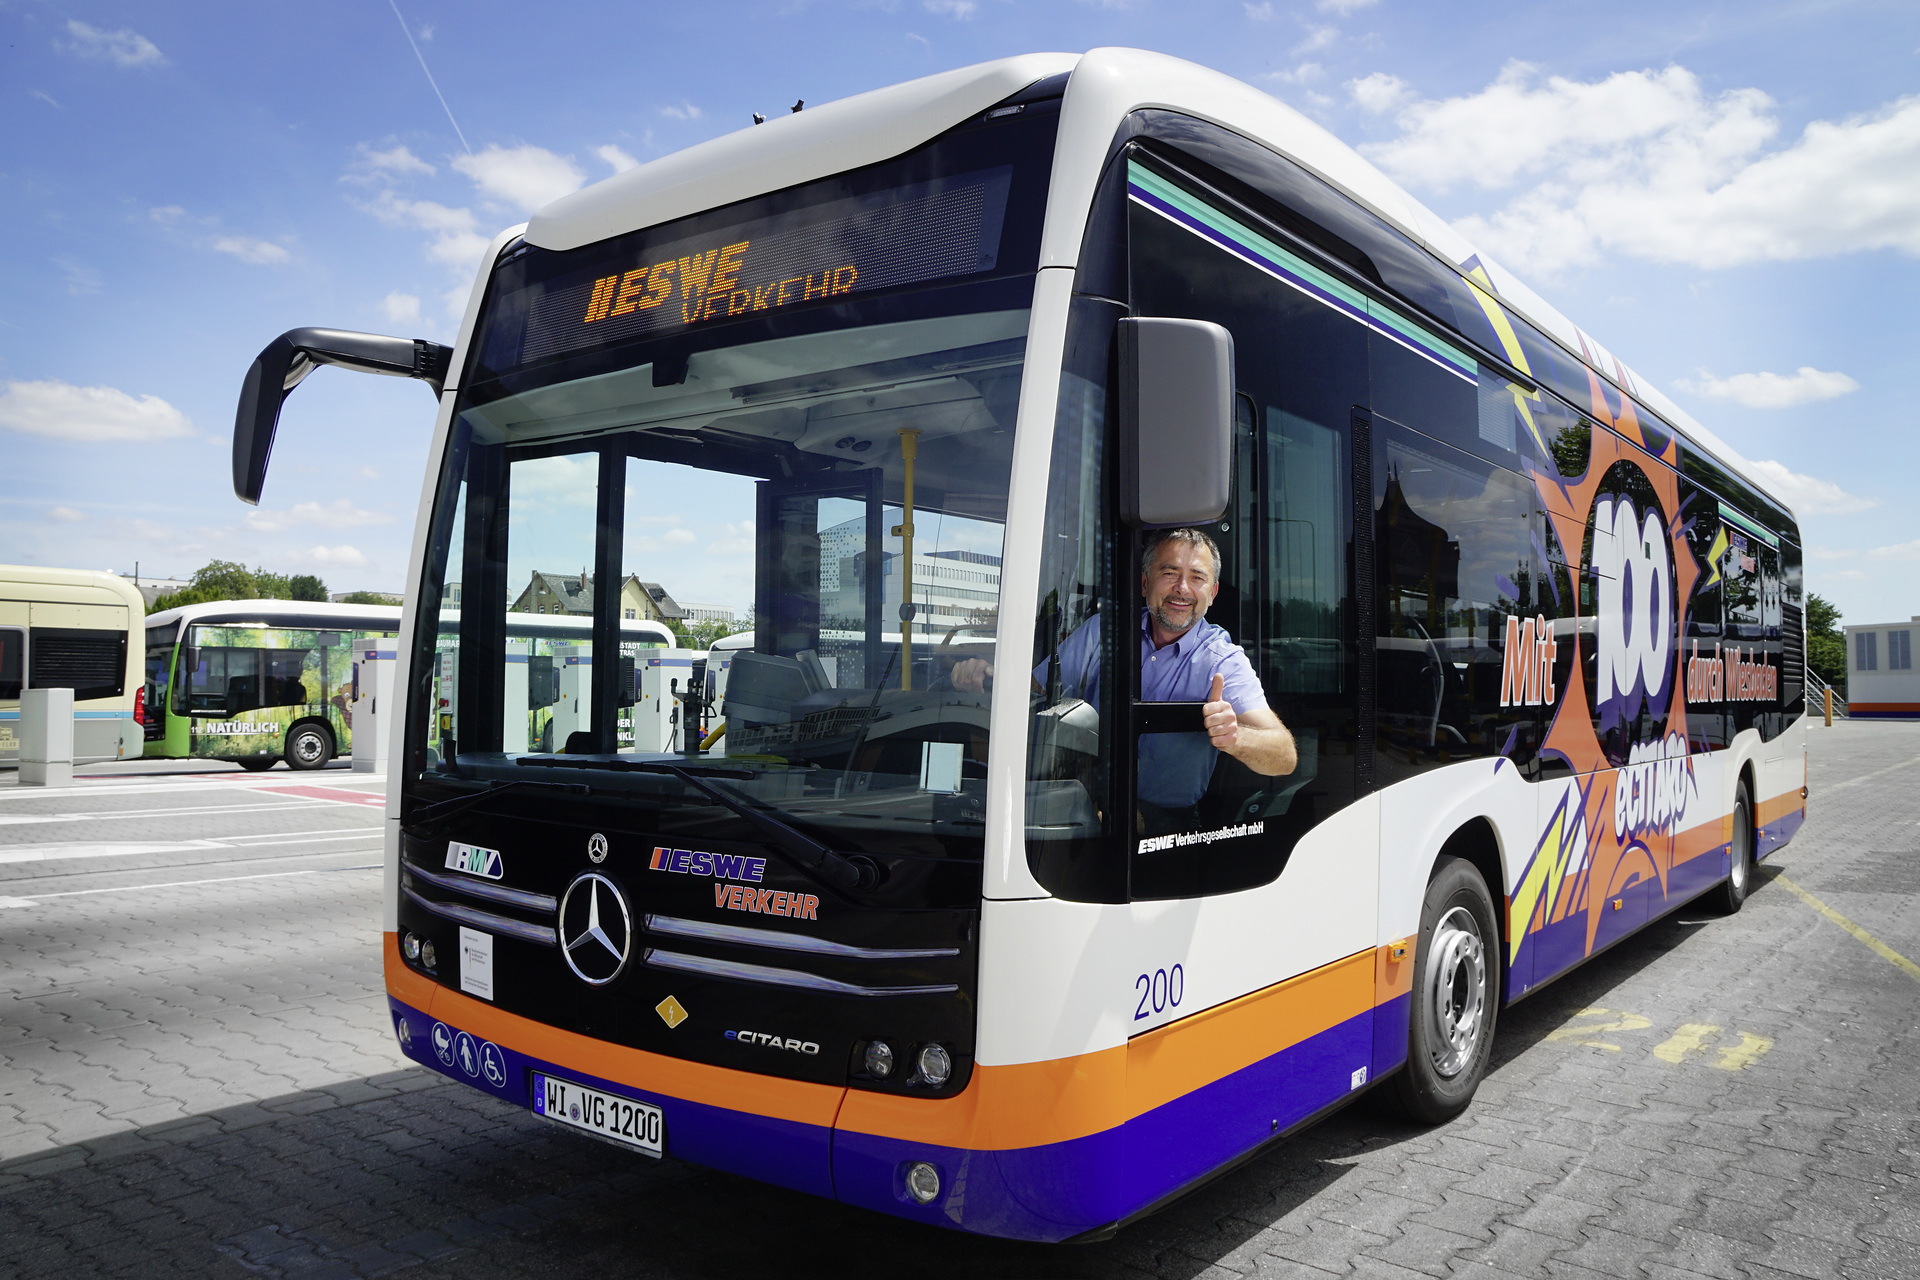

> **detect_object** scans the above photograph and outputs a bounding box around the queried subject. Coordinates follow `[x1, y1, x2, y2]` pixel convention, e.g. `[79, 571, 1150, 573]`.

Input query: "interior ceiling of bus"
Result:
[461, 311, 1024, 518]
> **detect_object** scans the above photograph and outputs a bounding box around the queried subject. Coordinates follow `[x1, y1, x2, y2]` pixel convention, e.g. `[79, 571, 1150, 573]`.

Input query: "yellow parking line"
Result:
[1772, 872, 1920, 985]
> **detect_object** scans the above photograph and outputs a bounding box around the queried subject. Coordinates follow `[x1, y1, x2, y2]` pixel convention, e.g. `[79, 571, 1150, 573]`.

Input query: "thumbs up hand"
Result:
[1203, 671, 1239, 754]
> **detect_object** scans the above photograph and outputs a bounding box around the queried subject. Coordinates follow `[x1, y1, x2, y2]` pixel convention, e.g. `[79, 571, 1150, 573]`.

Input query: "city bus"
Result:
[1, 564, 145, 766]
[146, 600, 677, 769]
[144, 600, 404, 769]
[229, 49, 1808, 1242]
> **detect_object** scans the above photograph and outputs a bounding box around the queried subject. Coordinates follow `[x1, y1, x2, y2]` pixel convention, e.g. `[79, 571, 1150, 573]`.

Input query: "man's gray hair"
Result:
[1141, 527, 1222, 579]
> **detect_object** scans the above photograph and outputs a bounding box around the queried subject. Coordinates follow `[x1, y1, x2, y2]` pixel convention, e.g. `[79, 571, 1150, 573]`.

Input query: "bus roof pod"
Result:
[524, 52, 1080, 254]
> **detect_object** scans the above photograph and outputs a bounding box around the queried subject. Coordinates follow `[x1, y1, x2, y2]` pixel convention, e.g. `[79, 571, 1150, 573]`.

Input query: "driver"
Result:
[953, 527, 1295, 808]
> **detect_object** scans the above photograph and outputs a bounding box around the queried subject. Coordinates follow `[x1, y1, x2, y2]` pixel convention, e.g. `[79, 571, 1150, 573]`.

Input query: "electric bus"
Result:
[1, 564, 145, 766]
[146, 600, 677, 769]
[229, 49, 1807, 1242]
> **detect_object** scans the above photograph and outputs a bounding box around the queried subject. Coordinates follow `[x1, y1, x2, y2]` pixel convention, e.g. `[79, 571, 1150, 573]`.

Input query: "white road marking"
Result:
[0, 800, 356, 825]
[0, 863, 383, 905]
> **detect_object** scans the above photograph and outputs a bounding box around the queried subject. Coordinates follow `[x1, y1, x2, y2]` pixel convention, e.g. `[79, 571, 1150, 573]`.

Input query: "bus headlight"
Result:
[403, 933, 422, 961]
[864, 1040, 895, 1079]
[420, 940, 437, 970]
[905, 1161, 941, 1204]
[917, 1043, 951, 1087]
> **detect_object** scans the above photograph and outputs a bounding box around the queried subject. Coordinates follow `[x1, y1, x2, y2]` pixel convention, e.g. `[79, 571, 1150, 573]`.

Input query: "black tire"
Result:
[285, 722, 334, 771]
[237, 757, 276, 772]
[1711, 778, 1755, 915]
[1384, 855, 1500, 1125]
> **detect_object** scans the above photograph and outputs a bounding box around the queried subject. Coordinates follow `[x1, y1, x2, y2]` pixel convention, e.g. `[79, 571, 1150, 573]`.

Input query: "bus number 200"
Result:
[1134, 965, 1185, 1021]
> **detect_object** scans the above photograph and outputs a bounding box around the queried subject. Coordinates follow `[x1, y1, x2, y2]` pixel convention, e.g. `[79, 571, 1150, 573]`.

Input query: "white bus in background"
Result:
[0, 565, 145, 766]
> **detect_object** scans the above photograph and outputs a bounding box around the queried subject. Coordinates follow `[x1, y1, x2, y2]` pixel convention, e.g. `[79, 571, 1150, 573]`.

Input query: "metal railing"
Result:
[1806, 667, 1848, 721]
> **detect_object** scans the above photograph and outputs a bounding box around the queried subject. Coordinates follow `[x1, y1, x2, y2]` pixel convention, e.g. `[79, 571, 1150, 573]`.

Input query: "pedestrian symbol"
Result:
[453, 1030, 481, 1078]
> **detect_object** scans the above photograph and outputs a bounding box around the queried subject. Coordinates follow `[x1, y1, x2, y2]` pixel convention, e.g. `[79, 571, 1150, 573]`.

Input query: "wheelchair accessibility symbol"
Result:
[480, 1041, 507, 1088]
[430, 1022, 455, 1068]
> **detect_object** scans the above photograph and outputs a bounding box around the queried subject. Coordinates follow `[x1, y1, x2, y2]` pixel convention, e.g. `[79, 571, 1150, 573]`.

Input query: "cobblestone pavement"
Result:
[1, 725, 1916, 1280]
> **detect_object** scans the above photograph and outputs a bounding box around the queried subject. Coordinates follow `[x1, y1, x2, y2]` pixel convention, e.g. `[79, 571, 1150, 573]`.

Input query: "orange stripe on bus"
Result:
[836, 949, 1377, 1151]
[1756, 790, 1804, 827]
[385, 933, 846, 1129]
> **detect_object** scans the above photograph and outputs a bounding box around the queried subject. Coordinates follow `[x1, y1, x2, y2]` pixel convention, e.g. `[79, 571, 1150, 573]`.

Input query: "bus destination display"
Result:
[515, 167, 1013, 366]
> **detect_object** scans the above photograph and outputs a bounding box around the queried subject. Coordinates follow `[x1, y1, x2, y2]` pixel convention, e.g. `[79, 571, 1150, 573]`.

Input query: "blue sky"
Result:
[2, 0, 1916, 626]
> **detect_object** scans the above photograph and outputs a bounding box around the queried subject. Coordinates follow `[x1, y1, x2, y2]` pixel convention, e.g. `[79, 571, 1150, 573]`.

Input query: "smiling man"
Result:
[953, 527, 1295, 813]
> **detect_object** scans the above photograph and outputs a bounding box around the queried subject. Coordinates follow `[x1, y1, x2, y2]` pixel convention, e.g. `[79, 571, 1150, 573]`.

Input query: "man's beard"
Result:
[1150, 601, 1203, 635]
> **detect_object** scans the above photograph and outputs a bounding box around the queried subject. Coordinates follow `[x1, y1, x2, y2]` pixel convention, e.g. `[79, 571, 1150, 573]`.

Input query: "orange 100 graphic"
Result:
[1504, 381, 1741, 991]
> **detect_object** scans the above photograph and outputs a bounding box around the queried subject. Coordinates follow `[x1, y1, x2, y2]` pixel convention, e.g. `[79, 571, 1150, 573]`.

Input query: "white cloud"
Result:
[1673, 366, 1860, 409]
[1807, 545, 1856, 560]
[1244, 1, 1274, 17]
[925, 0, 977, 16]
[302, 545, 370, 568]
[54, 258, 102, 295]
[1744, 460, 1878, 515]
[659, 101, 704, 121]
[362, 191, 489, 272]
[247, 499, 394, 534]
[1316, 0, 1377, 11]
[49, 507, 85, 523]
[1865, 538, 1920, 561]
[0, 380, 194, 443]
[30, 88, 60, 108]
[211, 236, 291, 266]
[452, 144, 586, 213]
[1349, 72, 1409, 115]
[1294, 24, 1338, 55]
[359, 465, 380, 481]
[381, 291, 422, 324]
[1363, 63, 1920, 276]
[596, 144, 639, 174]
[348, 143, 436, 182]
[1267, 63, 1325, 86]
[60, 20, 164, 68]
[149, 205, 186, 224]
[905, 32, 931, 51]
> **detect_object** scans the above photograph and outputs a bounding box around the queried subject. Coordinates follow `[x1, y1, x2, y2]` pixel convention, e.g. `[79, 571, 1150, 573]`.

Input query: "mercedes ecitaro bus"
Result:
[2, 564, 145, 765]
[229, 50, 1808, 1241]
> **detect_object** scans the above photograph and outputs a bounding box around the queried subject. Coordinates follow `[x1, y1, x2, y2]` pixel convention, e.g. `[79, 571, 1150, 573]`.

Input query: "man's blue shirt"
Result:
[1035, 609, 1268, 810]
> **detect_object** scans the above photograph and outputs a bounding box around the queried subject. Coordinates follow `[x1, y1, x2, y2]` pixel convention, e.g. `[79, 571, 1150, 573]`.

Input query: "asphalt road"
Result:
[1, 724, 1916, 1280]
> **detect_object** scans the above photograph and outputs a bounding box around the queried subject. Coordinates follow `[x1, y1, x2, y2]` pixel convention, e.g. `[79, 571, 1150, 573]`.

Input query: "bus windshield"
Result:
[410, 106, 1056, 860]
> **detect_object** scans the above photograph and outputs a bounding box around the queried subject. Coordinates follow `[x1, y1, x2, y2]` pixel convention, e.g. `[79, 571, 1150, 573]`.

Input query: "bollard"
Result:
[20, 687, 75, 786]
[1824, 687, 1832, 728]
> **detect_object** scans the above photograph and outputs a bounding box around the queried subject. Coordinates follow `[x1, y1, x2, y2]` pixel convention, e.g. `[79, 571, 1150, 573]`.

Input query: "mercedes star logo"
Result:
[558, 871, 632, 986]
[587, 832, 609, 863]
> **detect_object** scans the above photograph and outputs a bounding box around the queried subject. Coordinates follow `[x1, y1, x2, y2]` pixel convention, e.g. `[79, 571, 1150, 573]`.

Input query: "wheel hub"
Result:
[1423, 906, 1486, 1079]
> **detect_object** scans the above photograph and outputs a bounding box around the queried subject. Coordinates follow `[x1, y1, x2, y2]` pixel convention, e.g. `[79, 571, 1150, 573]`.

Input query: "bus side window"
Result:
[0, 627, 21, 699]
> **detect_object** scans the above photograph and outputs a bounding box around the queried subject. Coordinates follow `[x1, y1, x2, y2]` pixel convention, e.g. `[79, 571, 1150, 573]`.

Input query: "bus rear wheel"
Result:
[286, 723, 334, 771]
[1711, 779, 1755, 915]
[1385, 856, 1500, 1125]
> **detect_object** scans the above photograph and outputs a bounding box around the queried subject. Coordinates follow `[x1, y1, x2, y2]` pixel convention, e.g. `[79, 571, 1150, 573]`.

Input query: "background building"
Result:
[510, 572, 687, 626]
[1845, 616, 1919, 719]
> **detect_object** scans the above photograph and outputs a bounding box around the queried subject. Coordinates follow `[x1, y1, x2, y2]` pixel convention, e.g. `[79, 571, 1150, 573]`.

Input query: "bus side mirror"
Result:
[1117, 317, 1234, 527]
[233, 328, 454, 505]
[183, 647, 201, 674]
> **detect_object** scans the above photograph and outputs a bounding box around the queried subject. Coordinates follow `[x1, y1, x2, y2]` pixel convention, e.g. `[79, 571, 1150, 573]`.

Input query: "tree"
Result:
[338, 590, 392, 605]
[1805, 592, 1846, 696]
[682, 616, 739, 650]
[146, 560, 330, 614]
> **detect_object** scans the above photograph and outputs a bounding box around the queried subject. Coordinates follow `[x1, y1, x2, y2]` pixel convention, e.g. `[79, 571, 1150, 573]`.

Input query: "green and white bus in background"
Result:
[2, 564, 146, 766]
[144, 600, 403, 770]
[146, 600, 679, 769]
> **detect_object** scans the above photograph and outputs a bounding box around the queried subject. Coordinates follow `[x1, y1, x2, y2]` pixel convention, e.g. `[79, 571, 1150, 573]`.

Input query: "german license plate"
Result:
[531, 1073, 663, 1157]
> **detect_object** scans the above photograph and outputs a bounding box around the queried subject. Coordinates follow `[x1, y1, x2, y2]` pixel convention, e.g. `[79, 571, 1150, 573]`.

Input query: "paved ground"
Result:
[0, 724, 1916, 1280]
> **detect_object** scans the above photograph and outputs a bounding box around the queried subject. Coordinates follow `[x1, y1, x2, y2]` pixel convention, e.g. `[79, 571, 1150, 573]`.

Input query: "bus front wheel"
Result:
[286, 723, 334, 771]
[237, 757, 276, 772]
[1385, 856, 1500, 1125]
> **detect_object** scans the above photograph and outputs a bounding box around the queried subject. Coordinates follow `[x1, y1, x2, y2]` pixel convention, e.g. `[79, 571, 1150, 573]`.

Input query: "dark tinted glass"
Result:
[28, 628, 126, 702]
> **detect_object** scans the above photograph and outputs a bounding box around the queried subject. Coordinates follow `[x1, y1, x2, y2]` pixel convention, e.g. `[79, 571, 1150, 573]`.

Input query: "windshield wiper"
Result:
[583, 759, 877, 895]
[404, 778, 587, 834]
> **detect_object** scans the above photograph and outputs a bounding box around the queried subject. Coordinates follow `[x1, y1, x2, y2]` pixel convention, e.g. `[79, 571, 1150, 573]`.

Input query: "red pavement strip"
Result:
[256, 784, 385, 807]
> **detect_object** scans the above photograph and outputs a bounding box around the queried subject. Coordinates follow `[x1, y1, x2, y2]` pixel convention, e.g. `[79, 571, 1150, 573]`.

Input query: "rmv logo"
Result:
[1591, 493, 1674, 725]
